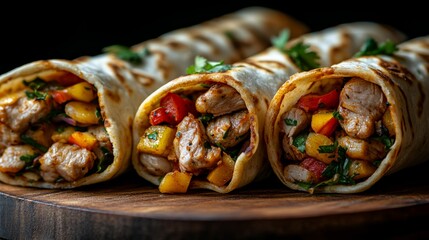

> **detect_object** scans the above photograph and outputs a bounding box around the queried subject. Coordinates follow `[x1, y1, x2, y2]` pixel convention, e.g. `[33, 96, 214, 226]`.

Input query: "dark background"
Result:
[1, 2, 425, 74]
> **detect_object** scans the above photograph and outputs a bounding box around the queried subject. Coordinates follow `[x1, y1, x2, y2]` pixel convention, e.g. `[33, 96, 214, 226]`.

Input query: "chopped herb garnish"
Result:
[373, 125, 395, 150]
[226, 148, 240, 161]
[102, 45, 150, 65]
[204, 141, 211, 149]
[284, 118, 297, 126]
[215, 142, 226, 151]
[271, 28, 290, 51]
[272, 29, 320, 71]
[25, 90, 47, 100]
[20, 154, 39, 165]
[292, 132, 308, 153]
[186, 56, 232, 74]
[20, 135, 48, 152]
[23, 78, 46, 90]
[296, 181, 312, 191]
[148, 131, 158, 141]
[354, 38, 398, 57]
[333, 111, 343, 120]
[223, 128, 230, 139]
[23, 78, 48, 100]
[200, 83, 212, 88]
[96, 108, 104, 124]
[96, 147, 114, 173]
[321, 146, 355, 185]
[318, 141, 337, 154]
[199, 113, 214, 125]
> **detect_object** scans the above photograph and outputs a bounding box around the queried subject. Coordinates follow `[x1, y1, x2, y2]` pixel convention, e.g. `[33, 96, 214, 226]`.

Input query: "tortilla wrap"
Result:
[132, 22, 405, 193]
[265, 35, 429, 193]
[0, 6, 307, 188]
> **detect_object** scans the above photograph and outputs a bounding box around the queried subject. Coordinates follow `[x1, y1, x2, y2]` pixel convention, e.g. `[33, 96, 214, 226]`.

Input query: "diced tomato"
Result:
[150, 93, 197, 126]
[297, 89, 340, 112]
[51, 90, 73, 104]
[149, 107, 174, 125]
[300, 157, 327, 182]
[317, 117, 339, 137]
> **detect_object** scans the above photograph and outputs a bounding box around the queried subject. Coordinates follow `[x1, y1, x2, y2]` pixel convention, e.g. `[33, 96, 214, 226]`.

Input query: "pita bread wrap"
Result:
[132, 22, 405, 193]
[0, 7, 308, 189]
[265, 35, 429, 194]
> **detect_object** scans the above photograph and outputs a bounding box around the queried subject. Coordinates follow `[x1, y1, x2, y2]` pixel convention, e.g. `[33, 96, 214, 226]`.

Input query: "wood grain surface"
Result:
[2, 161, 429, 240]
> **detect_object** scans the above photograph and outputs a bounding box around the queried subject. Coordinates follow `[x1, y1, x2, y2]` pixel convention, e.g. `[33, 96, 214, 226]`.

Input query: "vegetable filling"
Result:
[137, 82, 249, 192]
[0, 71, 113, 183]
[281, 77, 395, 190]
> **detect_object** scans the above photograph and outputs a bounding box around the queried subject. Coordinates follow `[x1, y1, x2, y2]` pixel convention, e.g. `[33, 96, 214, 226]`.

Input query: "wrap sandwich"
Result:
[0, 6, 308, 189]
[264, 35, 429, 193]
[132, 22, 406, 193]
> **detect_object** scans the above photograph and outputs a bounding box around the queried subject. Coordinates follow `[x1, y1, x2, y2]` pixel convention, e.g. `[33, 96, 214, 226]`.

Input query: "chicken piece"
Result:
[1, 96, 52, 132]
[88, 126, 112, 149]
[280, 107, 311, 138]
[0, 123, 21, 146]
[174, 114, 222, 175]
[195, 84, 246, 117]
[0, 145, 37, 173]
[139, 153, 173, 176]
[339, 78, 387, 139]
[206, 110, 250, 148]
[284, 164, 313, 183]
[39, 142, 96, 182]
[337, 136, 387, 162]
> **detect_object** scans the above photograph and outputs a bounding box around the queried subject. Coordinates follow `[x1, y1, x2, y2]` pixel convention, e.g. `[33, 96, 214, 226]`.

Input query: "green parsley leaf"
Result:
[199, 113, 214, 125]
[23, 78, 48, 100]
[271, 29, 320, 71]
[354, 38, 398, 57]
[103, 45, 150, 65]
[25, 90, 47, 100]
[333, 111, 343, 120]
[20, 154, 39, 164]
[284, 118, 298, 126]
[296, 181, 312, 191]
[292, 132, 308, 153]
[321, 146, 355, 185]
[271, 28, 290, 52]
[186, 56, 232, 74]
[285, 42, 321, 71]
[96, 147, 114, 173]
[318, 141, 337, 154]
[23, 78, 46, 90]
[20, 135, 48, 152]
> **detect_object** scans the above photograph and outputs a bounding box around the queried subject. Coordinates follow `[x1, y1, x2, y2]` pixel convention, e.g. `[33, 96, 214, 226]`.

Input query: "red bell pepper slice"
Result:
[317, 117, 339, 137]
[297, 89, 340, 112]
[150, 93, 197, 126]
[51, 90, 72, 104]
[300, 157, 327, 182]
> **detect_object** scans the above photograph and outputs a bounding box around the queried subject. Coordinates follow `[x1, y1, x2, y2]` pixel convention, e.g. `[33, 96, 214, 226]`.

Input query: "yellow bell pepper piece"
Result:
[311, 111, 335, 133]
[65, 101, 100, 125]
[207, 153, 235, 186]
[159, 171, 192, 193]
[349, 160, 376, 180]
[305, 132, 336, 164]
[68, 131, 98, 150]
[65, 82, 97, 102]
[137, 125, 176, 156]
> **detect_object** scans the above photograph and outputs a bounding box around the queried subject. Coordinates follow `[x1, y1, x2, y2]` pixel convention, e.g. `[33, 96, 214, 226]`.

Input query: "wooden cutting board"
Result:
[2, 161, 429, 240]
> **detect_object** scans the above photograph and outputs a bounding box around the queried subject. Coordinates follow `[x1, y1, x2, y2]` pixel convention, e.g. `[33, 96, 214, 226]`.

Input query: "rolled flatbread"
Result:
[132, 22, 405, 193]
[0, 6, 307, 188]
[265, 35, 429, 193]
